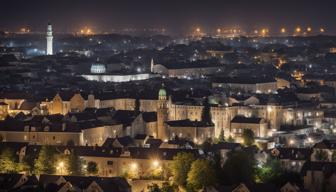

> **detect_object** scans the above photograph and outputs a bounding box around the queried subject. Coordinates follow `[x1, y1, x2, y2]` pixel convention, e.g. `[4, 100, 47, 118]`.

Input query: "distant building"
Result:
[90, 63, 106, 74]
[82, 63, 158, 82]
[212, 76, 278, 93]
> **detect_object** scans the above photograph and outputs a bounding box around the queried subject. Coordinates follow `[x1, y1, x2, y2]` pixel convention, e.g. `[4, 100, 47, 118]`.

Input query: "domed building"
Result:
[158, 88, 167, 100]
[90, 63, 106, 74]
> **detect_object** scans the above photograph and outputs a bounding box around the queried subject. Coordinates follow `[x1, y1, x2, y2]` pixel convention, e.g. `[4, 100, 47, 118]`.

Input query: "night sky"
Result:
[1, 0, 336, 35]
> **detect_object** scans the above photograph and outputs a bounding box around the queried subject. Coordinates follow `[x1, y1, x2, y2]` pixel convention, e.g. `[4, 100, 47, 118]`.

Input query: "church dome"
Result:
[90, 63, 106, 74]
[158, 88, 167, 97]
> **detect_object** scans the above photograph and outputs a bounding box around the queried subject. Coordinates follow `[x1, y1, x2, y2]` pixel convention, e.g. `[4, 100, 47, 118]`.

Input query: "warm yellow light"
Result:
[152, 160, 159, 167]
[217, 28, 221, 33]
[281, 28, 286, 33]
[80, 29, 84, 34]
[254, 30, 258, 34]
[307, 27, 312, 32]
[196, 27, 201, 33]
[233, 29, 237, 33]
[289, 139, 295, 145]
[58, 161, 64, 168]
[87, 29, 92, 34]
[296, 27, 301, 33]
[320, 28, 325, 33]
[131, 162, 137, 169]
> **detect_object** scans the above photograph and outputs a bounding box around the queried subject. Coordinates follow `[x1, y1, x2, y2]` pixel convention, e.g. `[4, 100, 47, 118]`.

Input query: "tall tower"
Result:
[150, 58, 155, 73]
[46, 23, 53, 55]
[157, 86, 169, 141]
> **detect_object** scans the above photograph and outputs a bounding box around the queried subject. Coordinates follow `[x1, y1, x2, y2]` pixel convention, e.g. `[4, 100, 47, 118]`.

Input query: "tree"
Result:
[34, 146, 57, 175]
[242, 129, 255, 146]
[314, 149, 329, 161]
[87, 161, 98, 175]
[256, 157, 282, 183]
[0, 147, 17, 173]
[218, 128, 225, 142]
[332, 151, 336, 162]
[68, 150, 83, 176]
[201, 97, 212, 125]
[135, 97, 140, 112]
[147, 182, 175, 192]
[200, 138, 212, 153]
[187, 159, 216, 190]
[222, 150, 255, 185]
[170, 153, 195, 187]
[147, 184, 161, 192]
[227, 136, 235, 143]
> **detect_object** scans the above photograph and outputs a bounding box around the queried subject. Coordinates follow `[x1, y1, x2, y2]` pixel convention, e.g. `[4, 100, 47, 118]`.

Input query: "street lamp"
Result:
[131, 162, 137, 170]
[296, 27, 301, 33]
[289, 139, 295, 145]
[152, 160, 159, 168]
[281, 28, 286, 33]
[57, 161, 65, 175]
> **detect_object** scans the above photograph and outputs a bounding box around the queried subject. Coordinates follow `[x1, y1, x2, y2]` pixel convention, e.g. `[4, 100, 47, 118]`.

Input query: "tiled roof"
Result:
[166, 119, 214, 127]
[231, 116, 263, 124]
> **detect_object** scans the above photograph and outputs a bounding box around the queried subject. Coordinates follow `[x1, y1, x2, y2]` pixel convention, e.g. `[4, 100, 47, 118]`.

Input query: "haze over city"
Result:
[1, 0, 336, 35]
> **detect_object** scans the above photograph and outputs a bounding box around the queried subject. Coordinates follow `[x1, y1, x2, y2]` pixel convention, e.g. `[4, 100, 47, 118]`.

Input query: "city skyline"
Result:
[1, 0, 336, 35]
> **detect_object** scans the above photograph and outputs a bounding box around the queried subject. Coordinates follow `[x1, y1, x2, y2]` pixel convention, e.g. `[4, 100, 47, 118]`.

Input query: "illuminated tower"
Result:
[157, 86, 168, 141]
[46, 23, 53, 55]
[150, 58, 154, 73]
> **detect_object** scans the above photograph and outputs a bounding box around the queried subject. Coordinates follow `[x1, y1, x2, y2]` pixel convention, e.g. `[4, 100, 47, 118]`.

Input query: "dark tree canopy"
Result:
[87, 161, 98, 175]
[201, 97, 212, 125]
[242, 129, 255, 146]
[222, 150, 255, 185]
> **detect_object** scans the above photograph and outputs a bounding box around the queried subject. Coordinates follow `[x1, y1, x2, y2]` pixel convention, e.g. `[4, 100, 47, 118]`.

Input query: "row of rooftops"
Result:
[0, 173, 130, 192]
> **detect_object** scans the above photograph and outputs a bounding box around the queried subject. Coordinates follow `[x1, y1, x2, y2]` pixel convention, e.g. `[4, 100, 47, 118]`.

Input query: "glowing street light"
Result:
[320, 28, 325, 33]
[296, 27, 301, 33]
[57, 161, 65, 175]
[307, 27, 312, 32]
[217, 28, 221, 33]
[152, 160, 160, 168]
[131, 162, 138, 170]
[281, 28, 286, 33]
[289, 139, 295, 145]
[196, 27, 201, 33]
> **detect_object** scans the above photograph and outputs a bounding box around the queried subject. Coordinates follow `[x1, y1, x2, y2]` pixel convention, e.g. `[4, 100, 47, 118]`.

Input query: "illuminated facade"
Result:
[157, 87, 169, 141]
[90, 63, 106, 74]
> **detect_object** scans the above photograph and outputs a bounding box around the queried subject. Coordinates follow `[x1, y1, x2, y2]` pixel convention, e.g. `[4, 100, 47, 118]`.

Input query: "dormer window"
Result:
[64, 149, 71, 155]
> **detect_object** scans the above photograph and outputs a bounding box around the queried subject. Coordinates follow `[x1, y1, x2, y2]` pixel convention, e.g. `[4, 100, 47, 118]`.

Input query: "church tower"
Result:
[157, 86, 168, 141]
[46, 23, 53, 55]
